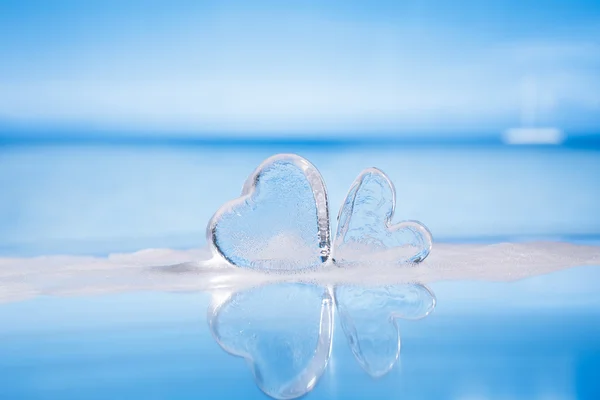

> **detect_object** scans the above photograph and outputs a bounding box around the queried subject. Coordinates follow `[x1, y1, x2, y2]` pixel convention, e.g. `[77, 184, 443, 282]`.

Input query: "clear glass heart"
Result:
[334, 168, 432, 265]
[207, 154, 331, 271]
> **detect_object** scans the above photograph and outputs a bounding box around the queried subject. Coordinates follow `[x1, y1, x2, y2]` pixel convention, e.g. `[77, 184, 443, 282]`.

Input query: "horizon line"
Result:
[1, 131, 600, 149]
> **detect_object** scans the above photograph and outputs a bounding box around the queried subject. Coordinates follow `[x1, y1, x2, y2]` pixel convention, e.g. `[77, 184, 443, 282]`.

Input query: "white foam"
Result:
[1, 242, 599, 304]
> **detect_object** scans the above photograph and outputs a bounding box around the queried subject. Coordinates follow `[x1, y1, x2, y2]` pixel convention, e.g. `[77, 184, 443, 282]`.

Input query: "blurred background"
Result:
[1, 5, 600, 399]
[1, 0, 599, 256]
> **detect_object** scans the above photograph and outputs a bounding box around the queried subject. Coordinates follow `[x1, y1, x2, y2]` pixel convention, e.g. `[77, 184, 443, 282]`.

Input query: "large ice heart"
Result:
[207, 154, 331, 271]
[335, 284, 436, 377]
[208, 283, 334, 400]
[334, 168, 432, 265]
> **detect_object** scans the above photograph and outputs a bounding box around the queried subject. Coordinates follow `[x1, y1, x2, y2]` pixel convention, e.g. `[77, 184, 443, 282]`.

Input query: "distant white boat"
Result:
[502, 76, 564, 145]
[503, 127, 564, 145]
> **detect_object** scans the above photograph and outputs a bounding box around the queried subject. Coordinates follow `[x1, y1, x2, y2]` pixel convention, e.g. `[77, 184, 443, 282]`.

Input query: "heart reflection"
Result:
[208, 283, 334, 400]
[207, 282, 436, 398]
[335, 284, 436, 378]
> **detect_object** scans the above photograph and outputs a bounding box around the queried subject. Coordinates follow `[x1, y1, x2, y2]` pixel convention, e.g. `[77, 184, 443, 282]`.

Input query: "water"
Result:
[1, 143, 599, 399]
[2, 144, 600, 255]
[1, 266, 599, 399]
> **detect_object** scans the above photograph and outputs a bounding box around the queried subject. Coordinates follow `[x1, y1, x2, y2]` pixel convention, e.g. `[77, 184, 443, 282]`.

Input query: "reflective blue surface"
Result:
[0, 265, 599, 399]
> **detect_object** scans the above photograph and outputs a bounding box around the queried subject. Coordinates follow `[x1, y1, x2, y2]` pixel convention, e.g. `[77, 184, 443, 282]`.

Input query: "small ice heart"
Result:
[334, 168, 433, 265]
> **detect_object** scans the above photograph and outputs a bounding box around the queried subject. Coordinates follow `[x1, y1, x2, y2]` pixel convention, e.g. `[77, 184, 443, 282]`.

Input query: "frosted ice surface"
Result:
[334, 168, 433, 265]
[208, 283, 333, 400]
[335, 284, 436, 377]
[207, 154, 331, 271]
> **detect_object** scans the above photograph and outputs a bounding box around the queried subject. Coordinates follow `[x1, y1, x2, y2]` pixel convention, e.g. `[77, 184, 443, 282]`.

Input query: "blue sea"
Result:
[1, 141, 599, 399]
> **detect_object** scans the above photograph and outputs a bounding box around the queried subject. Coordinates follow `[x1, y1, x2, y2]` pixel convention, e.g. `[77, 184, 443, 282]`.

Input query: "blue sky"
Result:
[1, 0, 599, 136]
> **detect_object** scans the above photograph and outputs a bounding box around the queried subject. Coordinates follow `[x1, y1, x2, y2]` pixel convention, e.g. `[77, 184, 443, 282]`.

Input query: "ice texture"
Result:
[334, 168, 432, 265]
[208, 283, 333, 400]
[207, 154, 330, 271]
[208, 155, 431, 269]
[335, 284, 436, 377]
